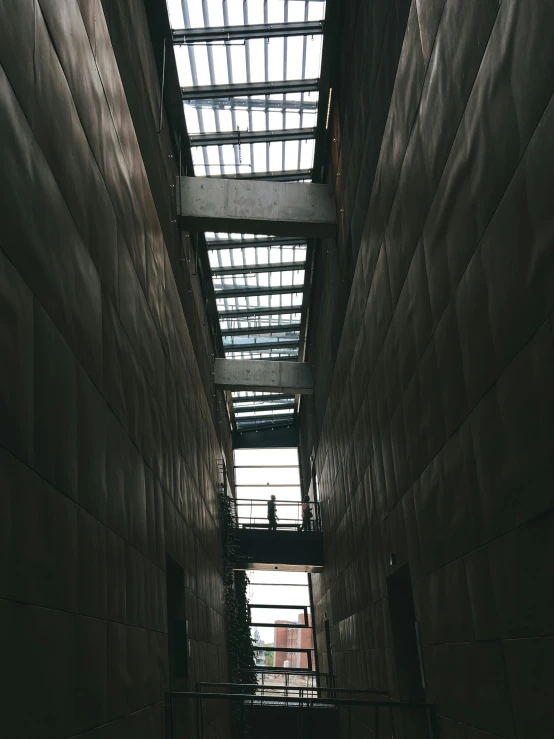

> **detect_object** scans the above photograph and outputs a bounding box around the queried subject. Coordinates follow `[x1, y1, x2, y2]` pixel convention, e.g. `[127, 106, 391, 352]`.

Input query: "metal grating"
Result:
[167, 0, 326, 429]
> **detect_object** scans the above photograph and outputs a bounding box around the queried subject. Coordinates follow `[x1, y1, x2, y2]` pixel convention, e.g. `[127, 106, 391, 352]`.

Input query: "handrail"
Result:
[248, 668, 331, 675]
[170, 689, 434, 708]
[165, 689, 440, 739]
[235, 499, 308, 504]
[232, 497, 322, 531]
[198, 682, 390, 696]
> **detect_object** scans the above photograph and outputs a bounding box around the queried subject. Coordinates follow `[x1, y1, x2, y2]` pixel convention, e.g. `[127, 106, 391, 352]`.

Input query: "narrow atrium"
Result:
[1, 1, 553, 738]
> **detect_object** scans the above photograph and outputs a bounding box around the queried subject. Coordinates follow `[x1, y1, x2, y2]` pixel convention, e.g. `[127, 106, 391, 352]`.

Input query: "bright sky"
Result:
[235, 447, 312, 647]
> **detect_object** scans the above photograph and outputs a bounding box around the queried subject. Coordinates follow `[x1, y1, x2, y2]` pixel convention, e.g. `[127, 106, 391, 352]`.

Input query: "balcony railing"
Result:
[233, 499, 322, 532]
[165, 688, 440, 739]
[199, 680, 390, 701]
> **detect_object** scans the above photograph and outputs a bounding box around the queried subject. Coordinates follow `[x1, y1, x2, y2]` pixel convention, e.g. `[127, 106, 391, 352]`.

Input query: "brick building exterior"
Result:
[274, 614, 313, 669]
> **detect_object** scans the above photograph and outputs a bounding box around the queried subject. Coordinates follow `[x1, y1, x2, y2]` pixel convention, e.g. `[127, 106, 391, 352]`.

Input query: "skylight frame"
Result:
[168, 0, 326, 430]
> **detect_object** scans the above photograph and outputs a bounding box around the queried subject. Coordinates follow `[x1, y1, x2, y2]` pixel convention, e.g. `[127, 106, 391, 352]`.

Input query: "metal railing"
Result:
[199, 680, 390, 700]
[243, 667, 336, 690]
[165, 689, 440, 739]
[234, 499, 321, 531]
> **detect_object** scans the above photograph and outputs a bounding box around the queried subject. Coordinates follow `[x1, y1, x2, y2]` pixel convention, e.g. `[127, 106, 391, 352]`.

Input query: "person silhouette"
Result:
[267, 495, 277, 531]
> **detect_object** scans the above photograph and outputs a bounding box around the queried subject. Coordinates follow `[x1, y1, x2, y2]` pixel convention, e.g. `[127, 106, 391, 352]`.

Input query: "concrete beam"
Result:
[215, 359, 313, 394]
[233, 424, 299, 449]
[177, 177, 336, 238]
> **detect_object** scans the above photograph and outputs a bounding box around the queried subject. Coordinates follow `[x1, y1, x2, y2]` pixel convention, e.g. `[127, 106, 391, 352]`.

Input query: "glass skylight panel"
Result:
[166, 0, 184, 28]
[168, 0, 326, 427]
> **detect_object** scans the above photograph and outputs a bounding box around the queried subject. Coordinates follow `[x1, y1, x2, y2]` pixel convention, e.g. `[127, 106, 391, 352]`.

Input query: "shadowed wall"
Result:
[301, 1, 554, 736]
[0, 0, 230, 736]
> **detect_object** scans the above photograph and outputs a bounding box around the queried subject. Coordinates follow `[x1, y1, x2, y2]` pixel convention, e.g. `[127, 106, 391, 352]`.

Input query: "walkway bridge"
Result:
[232, 499, 324, 572]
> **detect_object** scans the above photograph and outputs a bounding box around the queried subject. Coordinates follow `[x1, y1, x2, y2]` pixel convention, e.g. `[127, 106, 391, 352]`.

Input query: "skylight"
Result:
[166, 0, 326, 429]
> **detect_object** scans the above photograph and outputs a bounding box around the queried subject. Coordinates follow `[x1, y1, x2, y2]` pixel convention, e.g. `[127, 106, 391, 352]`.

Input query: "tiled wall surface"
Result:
[302, 1, 554, 736]
[0, 1, 228, 736]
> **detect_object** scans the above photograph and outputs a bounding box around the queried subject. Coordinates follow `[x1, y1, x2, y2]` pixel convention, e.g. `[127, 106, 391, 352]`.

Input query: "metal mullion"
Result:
[182, 80, 319, 99]
[201, 0, 225, 177]
[208, 236, 307, 249]
[299, 0, 309, 170]
[225, 340, 299, 352]
[208, 169, 311, 180]
[282, 0, 288, 173]
[241, 245, 247, 300]
[216, 242, 223, 271]
[263, 1, 270, 173]
[190, 127, 316, 146]
[221, 322, 301, 335]
[172, 21, 324, 43]
[212, 261, 306, 276]
[187, 98, 318, 111]
[249, 228, 257, 321]
[181, 0, 210, 175]
[280, 244, 286, 326]
[242, 2, 256, 178]
[222, 0, 242, 175]
[254, 236, 262, 320]
[231, 232, 239, 292]
[218, 306, 302, 319]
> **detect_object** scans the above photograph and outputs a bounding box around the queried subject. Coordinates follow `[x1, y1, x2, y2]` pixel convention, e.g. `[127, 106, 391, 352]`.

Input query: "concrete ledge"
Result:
[234, 529, 324, 572]
[177, 176, 336, 238]
[215, 358, 313, 393]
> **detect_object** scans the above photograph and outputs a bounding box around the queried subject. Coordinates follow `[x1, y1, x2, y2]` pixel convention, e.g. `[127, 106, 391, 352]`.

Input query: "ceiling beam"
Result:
[233, 394, 295, 404]
[212, 261, 305, 277]
[186, 98, 318, 112]
[227, 355, 298, 362]
[173, 21, 323, 44]
[207, 237, 307, 250]
[208, 169, 312, 182]
[233, 402, 295, 414]
[177, 177, 335, 237]
[235, 413, 295, 425]
[219, 306, 302, 319]
[225, 340, 299, 352]
[190, 127, 316, 147]
[182, 79, 319, 101]
[215, 286, 303, 299]
[215, 358, 313, 394]
[233, 424, 299, 449]
[222, 323, 301, 337]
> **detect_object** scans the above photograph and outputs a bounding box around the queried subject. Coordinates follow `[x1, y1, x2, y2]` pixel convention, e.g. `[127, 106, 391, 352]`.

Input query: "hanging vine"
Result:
[219, 490, 257, 686]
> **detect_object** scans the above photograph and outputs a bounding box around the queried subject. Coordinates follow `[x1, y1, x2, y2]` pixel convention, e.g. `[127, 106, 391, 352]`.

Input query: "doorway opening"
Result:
[387, 564, 425, 702]
[166, 555, 188, 684]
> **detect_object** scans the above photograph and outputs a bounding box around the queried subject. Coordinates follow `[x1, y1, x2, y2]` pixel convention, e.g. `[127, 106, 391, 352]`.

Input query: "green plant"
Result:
[219, 491, 257, 686]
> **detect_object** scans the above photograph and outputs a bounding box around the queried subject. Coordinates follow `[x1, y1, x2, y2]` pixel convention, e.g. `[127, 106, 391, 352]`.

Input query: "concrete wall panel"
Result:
[302, 0, 554, 734]
[0, 0, 228, 736]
